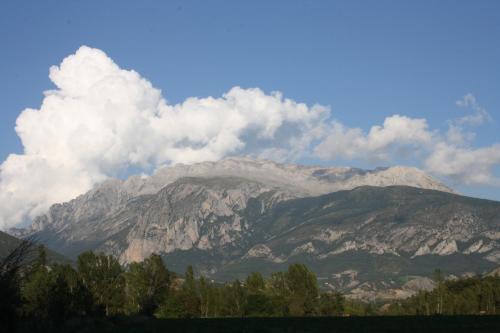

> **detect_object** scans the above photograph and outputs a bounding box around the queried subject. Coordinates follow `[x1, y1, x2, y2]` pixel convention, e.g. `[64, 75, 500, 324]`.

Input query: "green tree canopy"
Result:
[77, 251, 125, 316]
[125, 253, 171, 315]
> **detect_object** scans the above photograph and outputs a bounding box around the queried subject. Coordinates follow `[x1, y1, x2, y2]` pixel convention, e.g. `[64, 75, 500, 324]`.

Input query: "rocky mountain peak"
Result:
[9, 158, 484, 301]
[119, 157, 454, 198]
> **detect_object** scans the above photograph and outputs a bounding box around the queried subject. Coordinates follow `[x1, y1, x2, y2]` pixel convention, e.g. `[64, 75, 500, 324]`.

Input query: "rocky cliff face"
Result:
[11, 158, 499, 300]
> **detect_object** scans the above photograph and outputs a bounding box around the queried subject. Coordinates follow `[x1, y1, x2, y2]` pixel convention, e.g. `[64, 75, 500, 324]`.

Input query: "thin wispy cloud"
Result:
[455, 93, 492, 126]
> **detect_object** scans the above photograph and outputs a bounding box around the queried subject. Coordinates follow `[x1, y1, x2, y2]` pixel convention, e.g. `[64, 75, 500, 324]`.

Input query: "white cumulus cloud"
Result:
[0, 46, 328, 229]
[424, 143, 500, 186]
[313, 104, 500, 186]
[314, 115, 434, 162]
[421, 93, 500, 185]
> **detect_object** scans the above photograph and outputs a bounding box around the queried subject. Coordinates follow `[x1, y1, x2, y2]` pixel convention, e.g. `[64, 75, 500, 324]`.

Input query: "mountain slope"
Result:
[12, 157, 453, 240]
[16, 179, 500, 296]
[223, 186, 499, 283]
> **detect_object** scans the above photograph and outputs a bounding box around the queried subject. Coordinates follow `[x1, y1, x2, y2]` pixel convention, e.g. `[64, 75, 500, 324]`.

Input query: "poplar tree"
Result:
[125, 254, 170, 315]
[77, 251, 125, 316]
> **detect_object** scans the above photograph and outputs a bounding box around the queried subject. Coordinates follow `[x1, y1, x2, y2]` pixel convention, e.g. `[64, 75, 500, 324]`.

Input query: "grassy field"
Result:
[18, 316, 500, 333]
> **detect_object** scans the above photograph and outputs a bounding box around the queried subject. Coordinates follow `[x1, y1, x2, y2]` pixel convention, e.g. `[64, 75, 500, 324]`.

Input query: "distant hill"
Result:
[0, 230, 24, 258]
[0, 230, 70, 264]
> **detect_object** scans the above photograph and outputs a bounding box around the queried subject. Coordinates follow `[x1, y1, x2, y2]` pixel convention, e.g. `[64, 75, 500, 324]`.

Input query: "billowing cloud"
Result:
[313, 93, 500, 186]
[314, 115, 434, 162]
[0, 46, 328, 229]
[1, 46, 499, 230]
[424, 143, 500, 186]
[422, 94, 499, 185]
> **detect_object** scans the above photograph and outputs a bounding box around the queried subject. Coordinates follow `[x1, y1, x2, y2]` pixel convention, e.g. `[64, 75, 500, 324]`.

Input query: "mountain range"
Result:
[8, 158, 500, 300]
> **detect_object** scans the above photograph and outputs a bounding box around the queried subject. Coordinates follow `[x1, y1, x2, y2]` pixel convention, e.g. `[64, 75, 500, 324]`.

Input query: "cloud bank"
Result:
[0, 46, 499, 229]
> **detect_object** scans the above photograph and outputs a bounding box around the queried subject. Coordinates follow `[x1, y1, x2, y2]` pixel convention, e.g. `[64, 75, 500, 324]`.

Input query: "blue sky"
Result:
[0, 0, 500, 227]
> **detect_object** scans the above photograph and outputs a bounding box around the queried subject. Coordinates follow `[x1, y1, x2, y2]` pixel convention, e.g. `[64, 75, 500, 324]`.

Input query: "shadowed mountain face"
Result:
[0, 230, 24, 258]
[0, 230, 70, 264]
[9, 159, 500, 299]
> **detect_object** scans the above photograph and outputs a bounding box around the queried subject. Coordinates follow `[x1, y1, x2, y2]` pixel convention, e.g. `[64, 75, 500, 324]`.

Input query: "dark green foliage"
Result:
[155, 291, 187, 318]
[244, 272, 273, 316]
[245, 293, 274, 317]
[245, 272, 266, 293]
[22, 247, 92, 321]
[124, 254, 170, 315]
[33, 244, 47, 270]
[0, 237, 36, 331]
[220, 279, 246, 317]
[154, 265, 329, 318]
[22, 262, 56, 319]
[51, 263, 93, 315]
[180, 265, 201, 317]
[21, 246, 74, 320]
[266, 272, 289, 316]
[199, 275, 221, 317]
[155, 265, 201, 318]
[77, 251, 125, 316]
[383, 274, 500, 315]
[318, 292, 344, 316]
[286, 264, 319, 316]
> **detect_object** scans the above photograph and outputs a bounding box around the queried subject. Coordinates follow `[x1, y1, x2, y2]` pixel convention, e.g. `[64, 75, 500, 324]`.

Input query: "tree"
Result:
[22, 263, 85, 322]
[286, 264, 319, 316]
[390, 273, 500, 315]
[318, 292, 344, 316]
[0, 238, 36, 330]
[77, 251, 125, 316]
[246, 272, 265, 294]
[266, 272, 289, 316]
[433, 269, 446, 314]
[245, 293, 273, 317]
[155, 290, 185, 318]
[21, 245, 57, 320]
[244, 271, 272, 316]
[480, 278, 495, 314]
[125, 254, 170, 315]
[199, 275, 211, 317]
[19, 245, 90, 325]
[35, 245, 47, 267]
[51, 263, 92, 316]
[22, 262, 53, 319]
[155, 265, 200, 318]
[181, 265, 201, 317]
[220, 279, 246, 317]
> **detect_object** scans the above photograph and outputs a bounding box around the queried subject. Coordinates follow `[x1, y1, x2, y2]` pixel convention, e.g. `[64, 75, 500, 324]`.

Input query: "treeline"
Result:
[2, 245, 351, 329]
[2, 244, 500, 331]
[384, 270, 500, 315]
